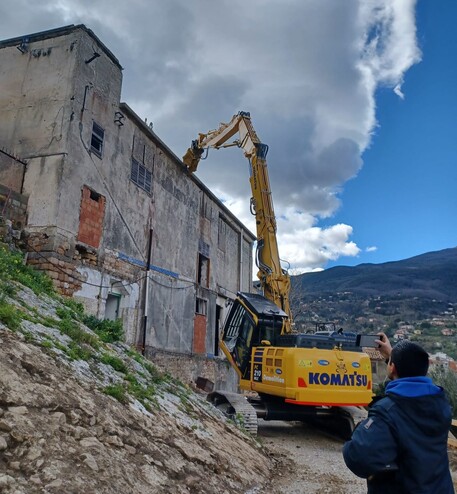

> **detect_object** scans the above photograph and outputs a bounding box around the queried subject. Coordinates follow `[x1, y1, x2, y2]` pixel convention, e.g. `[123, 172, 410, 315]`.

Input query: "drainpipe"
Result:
[141, 227, 153, 355]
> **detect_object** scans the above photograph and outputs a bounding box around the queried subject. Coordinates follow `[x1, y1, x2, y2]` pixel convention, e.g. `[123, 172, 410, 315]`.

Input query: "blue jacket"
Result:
[343, 376, 454, 493]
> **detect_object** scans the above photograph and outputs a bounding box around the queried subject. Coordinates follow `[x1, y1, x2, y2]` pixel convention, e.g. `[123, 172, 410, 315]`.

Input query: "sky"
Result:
[1, 0, 456, 273]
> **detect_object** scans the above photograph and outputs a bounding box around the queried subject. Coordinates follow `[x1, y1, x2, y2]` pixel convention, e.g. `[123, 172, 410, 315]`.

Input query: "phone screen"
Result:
[357, 334, 380, 348]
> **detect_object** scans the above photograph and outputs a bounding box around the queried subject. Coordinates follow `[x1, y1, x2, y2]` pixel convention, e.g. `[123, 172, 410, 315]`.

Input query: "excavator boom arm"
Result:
[183, 112, 292, 332]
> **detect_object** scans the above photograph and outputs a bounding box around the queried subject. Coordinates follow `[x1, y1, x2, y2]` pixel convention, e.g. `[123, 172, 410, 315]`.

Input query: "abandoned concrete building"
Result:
[0, 25, 255, 387]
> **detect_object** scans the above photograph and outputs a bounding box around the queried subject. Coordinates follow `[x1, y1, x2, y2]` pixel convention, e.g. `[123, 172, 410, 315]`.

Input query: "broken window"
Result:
[197, 253, 209, 287]
[90, 121, 105, 157]
[130, 157, 152, 193]
[196, 297, 208, 316]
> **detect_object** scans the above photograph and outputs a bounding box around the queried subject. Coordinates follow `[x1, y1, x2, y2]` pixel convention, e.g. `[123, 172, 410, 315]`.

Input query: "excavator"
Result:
[183, 112, 374, 437]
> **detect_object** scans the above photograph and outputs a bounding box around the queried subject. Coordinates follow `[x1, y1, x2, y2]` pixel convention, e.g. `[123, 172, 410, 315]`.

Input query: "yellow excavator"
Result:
[183, 112, 374, 436]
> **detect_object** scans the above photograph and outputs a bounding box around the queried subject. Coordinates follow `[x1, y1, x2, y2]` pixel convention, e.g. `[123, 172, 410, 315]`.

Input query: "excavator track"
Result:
[207, 391, 258, 435]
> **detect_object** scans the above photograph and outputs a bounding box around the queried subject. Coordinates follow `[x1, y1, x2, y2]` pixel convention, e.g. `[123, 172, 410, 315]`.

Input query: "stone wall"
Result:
[0, 184, 28, 230]
[145, 347, 239, 393]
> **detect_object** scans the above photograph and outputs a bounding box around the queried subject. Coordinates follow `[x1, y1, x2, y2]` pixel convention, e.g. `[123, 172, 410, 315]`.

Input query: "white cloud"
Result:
[0, 0, 421, 271]
[366, 246, 378, 252]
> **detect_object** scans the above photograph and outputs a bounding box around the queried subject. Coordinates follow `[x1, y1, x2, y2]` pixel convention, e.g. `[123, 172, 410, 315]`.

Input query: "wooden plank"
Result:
[452, 419, 457, 428]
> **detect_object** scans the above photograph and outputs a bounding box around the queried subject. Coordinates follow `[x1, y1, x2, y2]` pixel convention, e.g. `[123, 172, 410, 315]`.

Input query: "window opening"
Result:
[90, 189, 101, 202]
[196, 297, 208, 316]
[197, 253, 210, 287]
[91, 122, 104, 157]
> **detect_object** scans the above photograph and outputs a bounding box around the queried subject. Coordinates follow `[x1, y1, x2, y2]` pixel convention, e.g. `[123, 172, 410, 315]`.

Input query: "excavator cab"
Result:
[221, 292, 288, 380]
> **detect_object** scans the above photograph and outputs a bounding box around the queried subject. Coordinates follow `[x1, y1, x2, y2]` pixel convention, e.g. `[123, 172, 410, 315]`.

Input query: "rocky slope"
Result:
[0, 282, 272, 493]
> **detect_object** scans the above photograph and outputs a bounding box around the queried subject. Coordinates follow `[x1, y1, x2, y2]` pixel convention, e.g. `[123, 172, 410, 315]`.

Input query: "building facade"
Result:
[0, 25, 255, 386]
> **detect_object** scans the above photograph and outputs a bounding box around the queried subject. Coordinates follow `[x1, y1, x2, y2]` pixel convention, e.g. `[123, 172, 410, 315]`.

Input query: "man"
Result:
[343, 334, 454, 493]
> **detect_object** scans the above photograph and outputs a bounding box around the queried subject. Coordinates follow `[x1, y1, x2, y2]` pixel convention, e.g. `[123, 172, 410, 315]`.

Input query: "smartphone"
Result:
[357, 334, 380, 348]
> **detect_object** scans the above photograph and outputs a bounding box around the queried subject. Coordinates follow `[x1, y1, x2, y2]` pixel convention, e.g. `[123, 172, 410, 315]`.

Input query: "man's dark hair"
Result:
[391, 340, 429, 378]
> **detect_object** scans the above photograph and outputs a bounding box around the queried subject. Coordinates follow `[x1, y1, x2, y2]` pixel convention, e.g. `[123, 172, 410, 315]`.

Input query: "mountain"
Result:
[292, 247, 457, 302]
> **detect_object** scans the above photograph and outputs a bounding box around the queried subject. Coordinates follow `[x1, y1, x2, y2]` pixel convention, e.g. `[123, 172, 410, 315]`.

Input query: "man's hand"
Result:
[376, 332, 392, 361]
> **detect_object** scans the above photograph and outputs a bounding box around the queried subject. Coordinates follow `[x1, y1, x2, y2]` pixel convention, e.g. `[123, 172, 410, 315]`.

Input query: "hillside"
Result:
[290, 247, 457, 358]
[292, 247, 457, 301]
[0, 247, 271, 493]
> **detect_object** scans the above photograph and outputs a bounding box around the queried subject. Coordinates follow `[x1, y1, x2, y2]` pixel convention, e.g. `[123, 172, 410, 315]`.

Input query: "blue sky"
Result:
[1, 0, 454, 272]
[325, 0, 457, 267]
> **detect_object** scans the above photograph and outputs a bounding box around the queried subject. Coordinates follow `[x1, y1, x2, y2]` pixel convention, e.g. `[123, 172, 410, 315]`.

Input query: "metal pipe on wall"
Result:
[141, 227, 154, 354]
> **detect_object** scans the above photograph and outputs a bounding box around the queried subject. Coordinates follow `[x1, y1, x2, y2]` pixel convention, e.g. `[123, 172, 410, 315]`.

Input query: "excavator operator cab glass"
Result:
[222, 300, 256, 378]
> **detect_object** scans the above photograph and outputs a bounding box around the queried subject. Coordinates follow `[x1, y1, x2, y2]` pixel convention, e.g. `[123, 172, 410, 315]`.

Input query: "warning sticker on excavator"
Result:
[298, 359, 313, 368]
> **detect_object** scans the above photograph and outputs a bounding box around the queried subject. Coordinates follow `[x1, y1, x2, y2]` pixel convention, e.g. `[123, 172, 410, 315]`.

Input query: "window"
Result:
[91, 122, 105, 157]
[130, 157, 152, 193]
[196, 297, 208, 316]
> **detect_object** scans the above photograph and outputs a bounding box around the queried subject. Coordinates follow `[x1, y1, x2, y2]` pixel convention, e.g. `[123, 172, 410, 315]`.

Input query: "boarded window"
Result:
[77, 186, 106, 248]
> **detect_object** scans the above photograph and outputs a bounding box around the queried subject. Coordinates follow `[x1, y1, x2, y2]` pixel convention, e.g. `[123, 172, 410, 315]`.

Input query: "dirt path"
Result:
[254, 421, 368, 494]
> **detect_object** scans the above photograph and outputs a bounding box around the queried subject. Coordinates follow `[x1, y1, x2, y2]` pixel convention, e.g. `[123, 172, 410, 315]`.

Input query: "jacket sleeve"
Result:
[343, 403, 398, 479]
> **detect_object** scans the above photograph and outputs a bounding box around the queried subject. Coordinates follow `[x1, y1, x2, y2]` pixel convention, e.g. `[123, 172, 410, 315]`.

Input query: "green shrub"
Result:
[82, 315, 124, 343]
[0, 282, 16, 297]
[0, 299, 22, 331]
[143, 362, 164, 384]
[0, 246, 55, 296]
[66, 342, 94, 361]
[62, 298, 85, 318]
[102, 384, 128, 403]
[57, 317, 99, 348]
[100, 353, 128, 373]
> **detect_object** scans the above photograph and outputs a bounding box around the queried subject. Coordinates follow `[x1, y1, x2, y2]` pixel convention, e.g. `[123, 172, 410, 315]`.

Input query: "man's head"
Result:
[388, 340, 429, 379]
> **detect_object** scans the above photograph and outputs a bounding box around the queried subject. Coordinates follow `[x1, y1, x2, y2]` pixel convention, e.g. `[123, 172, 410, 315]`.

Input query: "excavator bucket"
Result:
[182, 147, 200, 172]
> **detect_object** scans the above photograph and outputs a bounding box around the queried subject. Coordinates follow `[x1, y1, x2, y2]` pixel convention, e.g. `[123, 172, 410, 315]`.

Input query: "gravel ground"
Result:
[255, 420, 367, 494]
[254, 420, 457, 494]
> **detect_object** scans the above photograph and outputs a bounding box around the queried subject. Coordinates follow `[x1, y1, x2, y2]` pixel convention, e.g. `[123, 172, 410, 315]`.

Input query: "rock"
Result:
[0, 435, 8, 451]
[8, 406, 28, 415]
[45, 479, 63, 489]
[9, 461, 21, 470]
[51, 411, 67, 424]
[82, 453, 99, 471]
[29, 473, 42, 485]
[0, 420, 12, 432]
[0, 474, 15, 487]
[104, 434, 123, 447]
[26, 446, 42, 461]
[79, 437, 103, 449]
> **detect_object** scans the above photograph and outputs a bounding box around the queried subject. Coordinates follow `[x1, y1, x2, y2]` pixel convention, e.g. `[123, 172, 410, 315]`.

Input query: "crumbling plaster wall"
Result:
[0, 25, 255, 367]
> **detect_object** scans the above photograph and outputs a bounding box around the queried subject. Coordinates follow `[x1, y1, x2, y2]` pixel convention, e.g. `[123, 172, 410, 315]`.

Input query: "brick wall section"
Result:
[25, 233, 141, 297]
[77, 186, 106, 249]
[193, 314, 207, 354]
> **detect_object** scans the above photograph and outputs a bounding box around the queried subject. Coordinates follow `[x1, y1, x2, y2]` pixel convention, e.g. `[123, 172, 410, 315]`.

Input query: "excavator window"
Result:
[222, 301, 256, 379]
